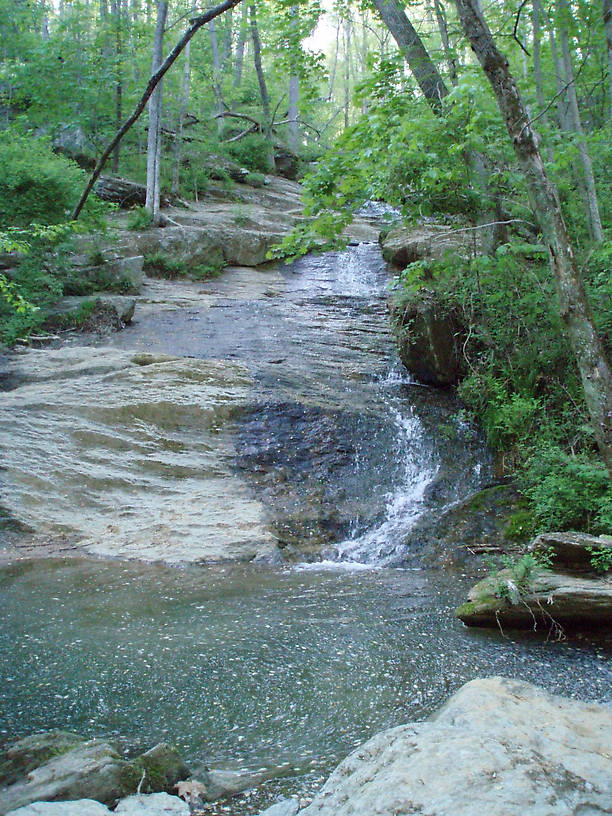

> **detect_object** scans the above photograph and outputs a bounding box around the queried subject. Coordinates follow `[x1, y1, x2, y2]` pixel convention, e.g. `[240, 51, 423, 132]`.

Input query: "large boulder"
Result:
[456, 531, 612, 629]
[299, 677, 612, 816]
[0, 740, 126, 815]
[389, 288, 464, 386]
[121, 744, 191, 796]
[0, 737, 191, 816]
[0, 732, 83, 788]
[114, 793, 189, 815]
[45, 295, 136, 332]
[381, 224, 472, 269]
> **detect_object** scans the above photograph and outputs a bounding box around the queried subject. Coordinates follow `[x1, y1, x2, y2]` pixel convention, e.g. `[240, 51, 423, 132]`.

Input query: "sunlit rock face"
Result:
[299, 677, 612, 816]
[0, 347, 276, 564]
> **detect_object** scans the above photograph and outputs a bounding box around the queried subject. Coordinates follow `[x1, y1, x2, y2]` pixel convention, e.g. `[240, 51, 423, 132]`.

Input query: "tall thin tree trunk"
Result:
[557, 0, 604, 243]
[209, 19, 225, 135]
[233, 2, 247, 86]
[371, 0, 448, 109]
[111, 0, 123, 173]
[73, 0, 245, 219]
[343, 17, 351, 129]
[433, 0, 457, 85]
[454, 0, 612, 473]
[249, 3, 275, 170]
[604, 0, 612, 120]
[172, 4, 194, 195]
[288, 6, 299, 151]
[327, 21, 340, 101]
[532, 0, 553, 162]
[146, 0, 168, 223]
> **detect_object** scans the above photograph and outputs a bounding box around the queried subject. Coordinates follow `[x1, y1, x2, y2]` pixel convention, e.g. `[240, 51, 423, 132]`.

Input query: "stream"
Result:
[1, 243, 610, 811]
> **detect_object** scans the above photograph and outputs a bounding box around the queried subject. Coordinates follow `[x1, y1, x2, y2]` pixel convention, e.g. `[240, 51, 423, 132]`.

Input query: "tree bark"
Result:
[172, 4, 194, 196]
[432, 0, 457, 85]
[145, 0, 167, 224]
[233, 2, 248, 86]
[209, 18, 225, 135]
[454, 0, 612, 474]
[249, 3, 275, 170]
[557, 0, 604, 243]
[604, 0, 612, 120]
[110, 0, 123, 173]
[343, 17, 351, 129]
[73, 0, 246, 220]
[371, 0, 448, 110]
[288, 6, 299, 151]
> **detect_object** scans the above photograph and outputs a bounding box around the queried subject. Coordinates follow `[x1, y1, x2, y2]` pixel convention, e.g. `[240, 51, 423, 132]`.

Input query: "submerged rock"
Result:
[299, 677, 612, 816]
[456, 531, 612, 629]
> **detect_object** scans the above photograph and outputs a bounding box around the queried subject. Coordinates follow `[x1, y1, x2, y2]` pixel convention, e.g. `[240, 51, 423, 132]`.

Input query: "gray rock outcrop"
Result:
[0, 735, 191, 815]
[381, 224, 472, 269]
[456, 531, 612, 629]
[0, 740, 125, 815]
[299, 677, 612, 816]
[389, 288, 464, 386]
[46, 295, 136, 332]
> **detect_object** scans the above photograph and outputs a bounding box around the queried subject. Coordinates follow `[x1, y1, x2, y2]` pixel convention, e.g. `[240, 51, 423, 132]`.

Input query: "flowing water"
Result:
[1, 244, 610, 811]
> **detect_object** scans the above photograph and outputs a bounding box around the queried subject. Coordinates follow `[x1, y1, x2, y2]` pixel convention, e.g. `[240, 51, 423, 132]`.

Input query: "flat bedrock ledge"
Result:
[296, 676, 612, 816]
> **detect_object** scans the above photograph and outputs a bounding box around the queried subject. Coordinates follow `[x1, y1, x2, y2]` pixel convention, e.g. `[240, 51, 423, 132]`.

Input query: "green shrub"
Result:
[0, 132, 86, 227]
[143, 251, 187, 279]
[520, 446, 611, 534]
[127, 207, 152, 231]
[244, 171, 266, 188]
[225, 134, 272, 173]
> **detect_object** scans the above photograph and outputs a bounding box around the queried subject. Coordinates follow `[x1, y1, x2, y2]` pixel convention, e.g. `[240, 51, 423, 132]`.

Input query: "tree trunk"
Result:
[288, 6, 299, 151]
[110, 0, 123, 173]
[454, 0, 612, 474]
[371, 0, 448, 109]
[73, 0, 246, 220]
[172, 4, 194, 196]
[233, 2, 248, 86]
[557, 0, 604, 243]
[249, 3, 275, 170]
[146, 0, 167, 224]
[343, 17, 351, 129]
[209, 19, 225, 135]
[432, 0, 457, 85]
[604, 0, 612, 120]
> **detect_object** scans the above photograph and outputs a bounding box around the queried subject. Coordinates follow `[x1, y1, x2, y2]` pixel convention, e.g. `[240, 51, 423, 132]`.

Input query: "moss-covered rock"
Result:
[121, 744, 190, 797]
[0, 732, 83, 788]
[389, 288, 465, 386]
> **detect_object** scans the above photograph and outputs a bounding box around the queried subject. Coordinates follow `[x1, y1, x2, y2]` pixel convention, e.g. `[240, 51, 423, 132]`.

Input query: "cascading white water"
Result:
[334, 403, 438, 566]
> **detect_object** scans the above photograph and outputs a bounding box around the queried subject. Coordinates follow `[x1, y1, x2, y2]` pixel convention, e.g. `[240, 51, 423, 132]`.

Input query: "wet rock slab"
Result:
[299, 677, 612, 816]
[0, 347, 276, 564]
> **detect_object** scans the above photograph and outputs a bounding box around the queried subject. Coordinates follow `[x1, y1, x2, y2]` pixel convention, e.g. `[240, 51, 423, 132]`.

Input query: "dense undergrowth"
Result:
[392, 241, 611, 537]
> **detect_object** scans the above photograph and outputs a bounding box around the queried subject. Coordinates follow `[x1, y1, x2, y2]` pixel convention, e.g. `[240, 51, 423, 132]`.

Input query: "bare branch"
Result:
[72, 0, 245, 220]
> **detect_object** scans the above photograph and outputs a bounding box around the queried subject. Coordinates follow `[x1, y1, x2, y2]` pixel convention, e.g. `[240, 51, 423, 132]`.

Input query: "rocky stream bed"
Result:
[0, 180, 610, 814]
